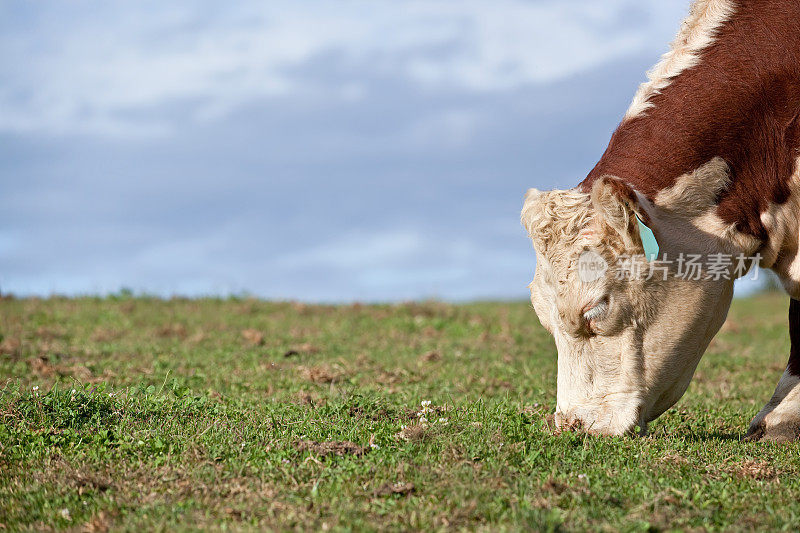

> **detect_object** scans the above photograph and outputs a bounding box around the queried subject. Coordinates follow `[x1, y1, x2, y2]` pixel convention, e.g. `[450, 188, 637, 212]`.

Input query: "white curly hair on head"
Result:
[521, 188, 594, 259]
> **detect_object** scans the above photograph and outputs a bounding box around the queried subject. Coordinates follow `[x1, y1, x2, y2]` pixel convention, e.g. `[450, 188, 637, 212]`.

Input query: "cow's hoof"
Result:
[745, 419, 800, 443]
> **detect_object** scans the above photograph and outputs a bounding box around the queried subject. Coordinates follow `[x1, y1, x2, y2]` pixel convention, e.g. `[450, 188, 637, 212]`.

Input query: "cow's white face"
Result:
[522, 175, 736, 435]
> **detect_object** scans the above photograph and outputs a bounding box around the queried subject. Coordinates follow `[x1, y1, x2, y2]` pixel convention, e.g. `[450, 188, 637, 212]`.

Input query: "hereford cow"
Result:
[521, 0, 800, 441]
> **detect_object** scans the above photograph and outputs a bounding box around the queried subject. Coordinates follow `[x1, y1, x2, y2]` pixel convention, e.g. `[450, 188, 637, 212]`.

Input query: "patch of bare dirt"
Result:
[420, 326, 439, 338]
[27, 355, 108, 383]
[419, 350, 440, 362]
[70, 365, 96, 382]
[283, 342, 320, 358]
[156, 323, 188, 339]
[70, 472, 114, 495]
[241, 329, 265, 346]
[541, 479, 570, 495]
[660, 454, 690, 466]
[295, 440, 366, 457]
[376, 368, 421, 387]
[396, 424, 430, 442]
[186, 331, 207, 344]
[534, 477, 591, 504]
[293, 390, 325, 407]
[728, 459, 778, 481]
[374, 481, 415, 497]
[29, 356, 56, 377]
[348, 405, 392, 421]
[90, 327, 124, 343]
[0, 337, 21, 357]
[27, 459, 116, 497]
[299, 364, 345, 384]
[81, 511, 116, 533]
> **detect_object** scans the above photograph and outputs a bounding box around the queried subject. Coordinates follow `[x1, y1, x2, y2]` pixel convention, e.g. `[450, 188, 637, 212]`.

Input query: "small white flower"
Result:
[438, 417, 448, 424]
[420, 400, 431, 408]
[32, 386, 39, 391]
[418, 416, 429, 425]
[370, 443, 380, 449]
[577, 474, 588, 482]
[60, 508, 71, 521]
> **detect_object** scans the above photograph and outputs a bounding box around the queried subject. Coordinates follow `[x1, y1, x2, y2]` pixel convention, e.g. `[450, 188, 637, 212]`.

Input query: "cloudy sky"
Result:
[3, 0, 746, 301]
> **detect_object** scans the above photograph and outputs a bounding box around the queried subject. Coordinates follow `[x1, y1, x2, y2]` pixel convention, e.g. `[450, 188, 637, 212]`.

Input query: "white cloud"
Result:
[0, 0, 688, 137]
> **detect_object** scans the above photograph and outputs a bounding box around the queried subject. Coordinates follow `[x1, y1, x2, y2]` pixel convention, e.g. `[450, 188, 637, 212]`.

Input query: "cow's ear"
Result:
[590, 176, 646, 252]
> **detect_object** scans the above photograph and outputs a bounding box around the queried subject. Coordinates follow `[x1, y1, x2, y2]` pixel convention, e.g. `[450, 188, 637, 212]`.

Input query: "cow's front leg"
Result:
[746, 299, 800, 442]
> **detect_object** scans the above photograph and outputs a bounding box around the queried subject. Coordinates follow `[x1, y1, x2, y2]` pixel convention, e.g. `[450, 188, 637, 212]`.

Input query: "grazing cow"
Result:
[521, 0, 800, 440]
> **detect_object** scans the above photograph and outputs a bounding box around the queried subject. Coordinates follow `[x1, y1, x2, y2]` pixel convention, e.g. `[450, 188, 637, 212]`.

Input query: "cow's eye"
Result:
[582, 296, 609, 323]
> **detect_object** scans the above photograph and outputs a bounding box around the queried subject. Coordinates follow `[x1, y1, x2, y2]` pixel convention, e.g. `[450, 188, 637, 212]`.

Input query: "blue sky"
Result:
[3, 1, 756, 301]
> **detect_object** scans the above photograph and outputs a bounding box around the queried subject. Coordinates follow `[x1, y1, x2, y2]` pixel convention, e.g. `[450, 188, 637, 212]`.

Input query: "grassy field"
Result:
[1, 293, 799, 531]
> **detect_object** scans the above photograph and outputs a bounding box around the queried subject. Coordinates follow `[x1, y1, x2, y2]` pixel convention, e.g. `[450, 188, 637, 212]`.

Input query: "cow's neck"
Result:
[581, 0, 800, 265]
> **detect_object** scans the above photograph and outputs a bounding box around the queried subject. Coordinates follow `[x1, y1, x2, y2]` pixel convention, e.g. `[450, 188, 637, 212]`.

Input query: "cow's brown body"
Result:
[583, 0, 800, 242]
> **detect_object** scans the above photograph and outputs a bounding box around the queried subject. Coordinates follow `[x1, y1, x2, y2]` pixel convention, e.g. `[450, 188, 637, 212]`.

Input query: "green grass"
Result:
[0, 293, 798, 531]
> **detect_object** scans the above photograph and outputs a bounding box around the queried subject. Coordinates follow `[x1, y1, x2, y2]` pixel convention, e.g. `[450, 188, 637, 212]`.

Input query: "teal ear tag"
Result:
[635, 214, 659, 261]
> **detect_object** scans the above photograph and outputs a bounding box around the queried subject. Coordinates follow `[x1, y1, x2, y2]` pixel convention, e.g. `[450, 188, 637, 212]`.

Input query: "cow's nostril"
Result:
[554, 409, 592, 433]
[554, 411, 583, 431]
